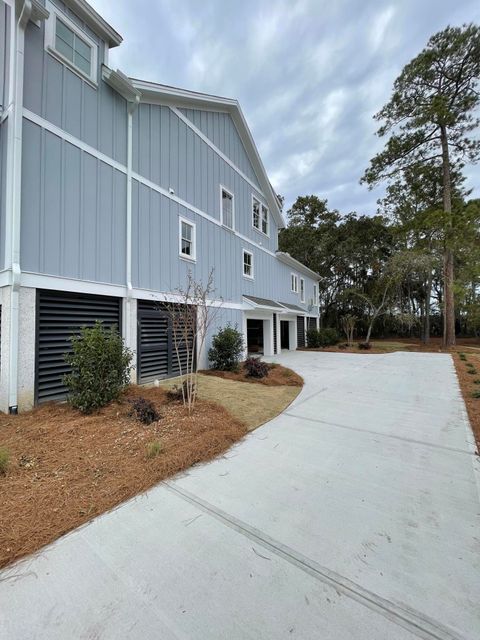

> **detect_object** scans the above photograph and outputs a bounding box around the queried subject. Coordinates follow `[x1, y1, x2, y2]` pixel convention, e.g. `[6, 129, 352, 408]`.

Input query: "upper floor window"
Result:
[252, 196, 269, 236]
[179, 217, 196, 261]
[313, 284, 318, 306]
[243, 250, 254, 279]
[291, 273, 298, 293]
[45, 3, 98, 84]
[300, 278, 305, 302]
[221, 186, 234, 230]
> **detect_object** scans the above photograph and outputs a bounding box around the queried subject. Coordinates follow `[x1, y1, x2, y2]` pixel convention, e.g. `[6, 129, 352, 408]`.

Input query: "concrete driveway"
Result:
[1, 351, 479, 640]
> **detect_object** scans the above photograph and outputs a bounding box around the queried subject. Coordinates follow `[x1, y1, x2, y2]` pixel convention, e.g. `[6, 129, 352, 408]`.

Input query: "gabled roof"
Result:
[130, 79, 285, 229]
[276, 252, 321, 281]
[64, 0, 122, 47]
[243, 296, 285, 310]
[278, 302, 307, 313]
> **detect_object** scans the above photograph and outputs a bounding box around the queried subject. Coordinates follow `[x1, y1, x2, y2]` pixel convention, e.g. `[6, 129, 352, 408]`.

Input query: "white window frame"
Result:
[251, 194, 269, 237]
[44, 1, 98, 86]
[313, 284, 318, 306]
[291, 273, 298, 293]
[260, 203, 269, 236]
[178, 216, 196, 262]
[220, 185, 235, 230]
[243, 249, 254, 280]
[300, 278, 305, 302]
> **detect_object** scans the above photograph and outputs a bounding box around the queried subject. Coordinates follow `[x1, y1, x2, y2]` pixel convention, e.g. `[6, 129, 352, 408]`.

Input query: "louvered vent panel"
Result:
[36, 290, 121, 404]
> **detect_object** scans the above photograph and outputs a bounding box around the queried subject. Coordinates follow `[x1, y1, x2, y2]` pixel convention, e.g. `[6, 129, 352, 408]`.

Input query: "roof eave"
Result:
[64, 0, 122, 47]
[276, 252, 321, 281]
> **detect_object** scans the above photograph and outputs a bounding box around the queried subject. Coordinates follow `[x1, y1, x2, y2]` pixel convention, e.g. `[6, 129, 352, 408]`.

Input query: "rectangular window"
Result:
[300, 278, 305, 302]
[261, 204, 269, 235]
[221, 186, 234, 229]
[44, 3, 98, 84]
[252, 196, 260, 230]
[291, 273, 298, 293]
[243, 250, 254, 279]
[313, 284, 318, 306]
[252, 195, 269, 236]
[179, 217, 196, 260]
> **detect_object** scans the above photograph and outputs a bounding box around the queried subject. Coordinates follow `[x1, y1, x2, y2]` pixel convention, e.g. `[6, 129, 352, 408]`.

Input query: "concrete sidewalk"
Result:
[1, 351, 479, 639]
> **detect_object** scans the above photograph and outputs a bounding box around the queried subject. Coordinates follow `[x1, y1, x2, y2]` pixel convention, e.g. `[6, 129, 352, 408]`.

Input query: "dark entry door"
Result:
[247, 319, 264, 353]
[280, 320, 290, 349]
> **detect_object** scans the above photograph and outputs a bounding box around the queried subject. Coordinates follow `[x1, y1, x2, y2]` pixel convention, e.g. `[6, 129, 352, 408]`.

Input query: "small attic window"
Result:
[44, 2, 98, 85]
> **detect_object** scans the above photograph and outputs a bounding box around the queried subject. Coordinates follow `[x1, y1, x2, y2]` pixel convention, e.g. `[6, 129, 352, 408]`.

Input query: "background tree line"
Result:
[279, 24, 480, 345]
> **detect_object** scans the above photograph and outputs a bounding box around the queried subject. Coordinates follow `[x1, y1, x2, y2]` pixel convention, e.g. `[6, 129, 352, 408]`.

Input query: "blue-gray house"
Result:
[0, 0, 319, 412]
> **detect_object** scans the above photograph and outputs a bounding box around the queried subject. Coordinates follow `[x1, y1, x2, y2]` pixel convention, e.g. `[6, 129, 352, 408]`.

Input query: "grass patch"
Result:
[0, 447, 9, 475]
[146, 439, 163, 458]
[162, 372, 302, 431]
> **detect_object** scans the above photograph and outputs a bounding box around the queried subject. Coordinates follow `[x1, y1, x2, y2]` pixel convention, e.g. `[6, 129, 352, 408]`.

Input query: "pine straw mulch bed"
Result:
[452, 351, 480, 451]
[0, 386, 247, 570]
[200, 362, 303, 387]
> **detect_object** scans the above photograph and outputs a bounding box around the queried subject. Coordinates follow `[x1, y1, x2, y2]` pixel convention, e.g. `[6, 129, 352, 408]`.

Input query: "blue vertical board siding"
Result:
[179, 108, 261, 189]
[0, 0, 10, 111]
[23, 16, 127, 165]
[21, 120, 127, 284]
[131, 178, 319, 314]
[0, 120, 7, 270]
[132, 105, 277, 253]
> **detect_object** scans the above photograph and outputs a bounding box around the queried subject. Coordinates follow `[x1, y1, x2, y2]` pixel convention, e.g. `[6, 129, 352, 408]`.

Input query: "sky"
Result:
[90, 0, 480, 216]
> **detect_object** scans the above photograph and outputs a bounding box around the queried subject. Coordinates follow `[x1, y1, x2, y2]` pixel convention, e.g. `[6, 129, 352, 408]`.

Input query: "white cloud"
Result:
[90, 0, 480, 214]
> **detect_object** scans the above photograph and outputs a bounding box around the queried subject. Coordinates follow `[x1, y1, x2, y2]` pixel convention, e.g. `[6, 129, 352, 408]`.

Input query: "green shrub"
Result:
[0, 447, 9, 475]
[467, 367, 477, 375]
[146, 440, 163, 459]
[244, 357, 269, 379]
[473, 379, 480, 385]
[459, 353, 467, 361]
[471, 390, 480, 399]
[64, 321, 133, 414]
[358, 342, 372, 350]
[307, 327, 340, 348]
[208, 325, 244, 371]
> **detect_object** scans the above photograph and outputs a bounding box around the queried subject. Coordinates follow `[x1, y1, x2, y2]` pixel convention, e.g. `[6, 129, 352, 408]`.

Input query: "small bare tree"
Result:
[341, 314, 356, 346]
[161, 269, 221, 414]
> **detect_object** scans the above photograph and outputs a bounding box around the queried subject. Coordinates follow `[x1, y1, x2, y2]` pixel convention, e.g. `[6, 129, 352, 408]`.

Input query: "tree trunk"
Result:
[365, 319, 374, 344]
[440, 125, 455, 347]
[423, 269, 432, 344]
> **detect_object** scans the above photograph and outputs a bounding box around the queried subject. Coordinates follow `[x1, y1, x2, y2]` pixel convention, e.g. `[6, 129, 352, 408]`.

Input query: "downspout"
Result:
[125, 94, 139, 377]
[8, 1, 32, 413]
[6, 0, 48, 412]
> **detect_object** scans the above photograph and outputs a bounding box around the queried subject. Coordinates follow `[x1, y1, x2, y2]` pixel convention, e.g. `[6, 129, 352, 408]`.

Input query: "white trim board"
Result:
[171, 106, 264, 197]
[19, 271, 245, 310]
[23, 108, 127, 174]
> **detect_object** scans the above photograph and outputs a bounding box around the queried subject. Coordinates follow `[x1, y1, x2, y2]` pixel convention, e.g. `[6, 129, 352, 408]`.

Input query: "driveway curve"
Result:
[1, 351, 479, 640]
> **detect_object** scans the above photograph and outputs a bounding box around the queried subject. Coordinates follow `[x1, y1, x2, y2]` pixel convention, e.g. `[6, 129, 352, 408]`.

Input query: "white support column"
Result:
[263, 315, 274, 356]
[17, 286, 36, 411]
[123, 297, 137, 384]
[289, 319, 297, 351]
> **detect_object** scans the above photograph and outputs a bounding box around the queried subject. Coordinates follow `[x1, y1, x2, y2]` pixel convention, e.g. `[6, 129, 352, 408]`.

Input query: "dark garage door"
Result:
[36, 290, 122, 404]
[137, 300, 195, 383]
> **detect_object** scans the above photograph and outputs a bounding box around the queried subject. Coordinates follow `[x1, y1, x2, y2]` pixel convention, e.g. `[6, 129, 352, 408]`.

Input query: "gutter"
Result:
[275, 251, 321, 281]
